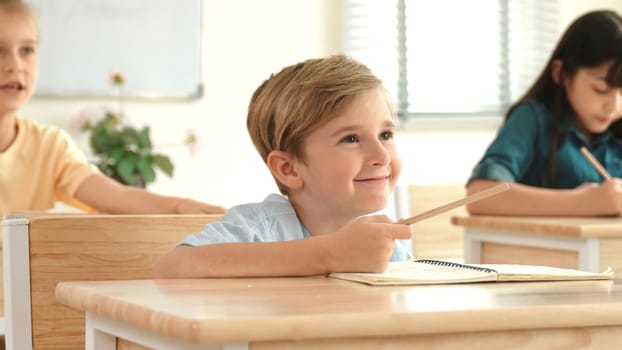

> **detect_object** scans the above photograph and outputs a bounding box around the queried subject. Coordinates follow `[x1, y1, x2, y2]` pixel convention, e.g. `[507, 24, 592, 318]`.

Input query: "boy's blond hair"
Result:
[247, 55, 390, 194]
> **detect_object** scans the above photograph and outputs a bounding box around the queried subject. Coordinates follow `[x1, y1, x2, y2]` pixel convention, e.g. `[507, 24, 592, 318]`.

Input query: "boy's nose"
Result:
[368, 140, 391, 165]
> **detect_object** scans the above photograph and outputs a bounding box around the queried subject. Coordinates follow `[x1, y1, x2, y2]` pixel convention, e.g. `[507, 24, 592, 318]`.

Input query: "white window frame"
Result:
[343, 0, 559, 127]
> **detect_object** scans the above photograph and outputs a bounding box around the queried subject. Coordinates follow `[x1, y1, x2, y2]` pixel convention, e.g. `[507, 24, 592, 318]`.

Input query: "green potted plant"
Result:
[78, 72, 197, 187]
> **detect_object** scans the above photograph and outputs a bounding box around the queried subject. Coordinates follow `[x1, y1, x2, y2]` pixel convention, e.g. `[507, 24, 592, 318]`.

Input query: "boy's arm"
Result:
[153, 239, 334, 278]
[466, 179, 622, 216]
[74, 173, 226, 214]
[153, 215, 413, 278]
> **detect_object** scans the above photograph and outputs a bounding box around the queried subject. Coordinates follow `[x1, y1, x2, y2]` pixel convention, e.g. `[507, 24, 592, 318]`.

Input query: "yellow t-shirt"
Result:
[0, 118, 99, 218]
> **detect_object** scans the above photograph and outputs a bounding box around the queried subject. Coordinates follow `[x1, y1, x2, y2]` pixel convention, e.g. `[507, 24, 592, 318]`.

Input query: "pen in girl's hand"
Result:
[580, 146, 611, 180]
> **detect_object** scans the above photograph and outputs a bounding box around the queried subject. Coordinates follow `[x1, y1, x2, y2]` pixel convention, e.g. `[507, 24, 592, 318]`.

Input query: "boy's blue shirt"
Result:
[469, 100, 622, 188]
[179, 194, 412, 262]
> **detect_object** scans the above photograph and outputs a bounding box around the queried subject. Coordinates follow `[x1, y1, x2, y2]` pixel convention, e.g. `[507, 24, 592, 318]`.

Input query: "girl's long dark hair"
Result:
[505, 10, 622, 186]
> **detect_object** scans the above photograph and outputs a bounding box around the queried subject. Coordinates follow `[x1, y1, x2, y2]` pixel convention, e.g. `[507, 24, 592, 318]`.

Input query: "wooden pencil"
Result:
[580, 146, 611, 180]
[400, 182, 510, 225]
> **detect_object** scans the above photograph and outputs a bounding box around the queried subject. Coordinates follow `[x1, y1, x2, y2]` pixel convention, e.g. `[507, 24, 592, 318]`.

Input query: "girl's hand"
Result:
[575, 179, 622, 216]
[322, 215, 412, 273]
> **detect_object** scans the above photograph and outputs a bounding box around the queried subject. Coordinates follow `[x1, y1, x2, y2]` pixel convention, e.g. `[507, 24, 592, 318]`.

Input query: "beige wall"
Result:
[22, 0, 622, 210]
[25, 0, 337, 208]
[560, 0, 622, 29]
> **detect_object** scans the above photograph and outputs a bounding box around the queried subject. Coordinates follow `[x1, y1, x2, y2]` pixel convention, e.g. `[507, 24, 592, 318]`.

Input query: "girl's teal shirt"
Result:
[469, 100, 622, 188]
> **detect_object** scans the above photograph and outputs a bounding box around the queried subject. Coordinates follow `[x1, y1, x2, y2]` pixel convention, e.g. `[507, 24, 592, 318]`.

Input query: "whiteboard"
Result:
[30, 0, 202, 99]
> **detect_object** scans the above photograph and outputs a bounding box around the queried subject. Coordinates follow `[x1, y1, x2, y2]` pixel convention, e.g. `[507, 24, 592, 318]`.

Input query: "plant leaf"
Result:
[115, 153, 138, 185]
[120, 127, 139, 147]
[151, 154, 174, 177]
[136, 155, 156, 183]
[109, 147, 125, 162]
[137, 127, 152, 150]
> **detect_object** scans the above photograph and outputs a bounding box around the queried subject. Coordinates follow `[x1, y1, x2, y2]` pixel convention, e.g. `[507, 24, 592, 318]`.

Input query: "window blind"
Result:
[343, 0, 559, 118]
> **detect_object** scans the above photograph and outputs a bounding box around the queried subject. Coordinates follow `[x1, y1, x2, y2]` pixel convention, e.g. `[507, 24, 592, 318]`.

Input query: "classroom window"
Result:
[343, 0, 559, 119]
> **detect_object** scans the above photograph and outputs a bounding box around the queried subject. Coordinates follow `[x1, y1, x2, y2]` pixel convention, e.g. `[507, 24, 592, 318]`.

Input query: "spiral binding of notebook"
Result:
[413, 259, 496, 273]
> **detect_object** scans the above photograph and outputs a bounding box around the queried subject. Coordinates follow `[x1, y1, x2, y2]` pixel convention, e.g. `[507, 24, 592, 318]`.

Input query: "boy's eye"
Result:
[341, 134, 359, 143]
[380, 131, 394, 140]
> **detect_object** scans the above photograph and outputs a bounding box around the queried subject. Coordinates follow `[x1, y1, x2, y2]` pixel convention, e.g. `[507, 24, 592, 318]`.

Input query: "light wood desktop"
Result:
[56, 276, 622, 350]
[452, 216, 622, 273]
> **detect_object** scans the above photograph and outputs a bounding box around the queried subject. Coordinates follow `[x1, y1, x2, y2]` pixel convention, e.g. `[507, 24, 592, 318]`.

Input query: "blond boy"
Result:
[154, 55, 412, 278]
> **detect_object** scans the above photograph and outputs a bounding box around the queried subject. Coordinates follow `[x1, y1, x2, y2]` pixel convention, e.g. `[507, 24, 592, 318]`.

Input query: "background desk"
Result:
[452, 216, 622, 273]
[56, 277, 622, 350]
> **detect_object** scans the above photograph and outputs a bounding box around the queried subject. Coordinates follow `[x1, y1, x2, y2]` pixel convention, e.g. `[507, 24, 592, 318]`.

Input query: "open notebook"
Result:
[329, 259, 614, 286]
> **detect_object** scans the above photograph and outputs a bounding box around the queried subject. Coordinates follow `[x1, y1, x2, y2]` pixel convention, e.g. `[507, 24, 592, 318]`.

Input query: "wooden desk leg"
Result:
[2, 218, 33, 350]
[86, 314, 116, 350]
[579, 239, 600, 272]
[464, 228, 482, 263]
[85, 313, 248, 350]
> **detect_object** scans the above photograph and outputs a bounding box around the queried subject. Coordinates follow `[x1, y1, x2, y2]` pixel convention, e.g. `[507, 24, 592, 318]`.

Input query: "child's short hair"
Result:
[247, 55, 390, 194]
[0, 0, 38, 34]
[0, 0, 33, 15]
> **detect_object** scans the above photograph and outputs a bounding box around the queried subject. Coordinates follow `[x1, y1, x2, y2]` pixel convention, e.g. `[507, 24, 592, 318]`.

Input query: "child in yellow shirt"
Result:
[0, 0, 225, 218]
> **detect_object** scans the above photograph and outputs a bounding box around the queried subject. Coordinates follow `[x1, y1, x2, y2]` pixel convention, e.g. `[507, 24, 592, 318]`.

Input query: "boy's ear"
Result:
[266, 150, 303, 190]
[550, 59, 563, 85]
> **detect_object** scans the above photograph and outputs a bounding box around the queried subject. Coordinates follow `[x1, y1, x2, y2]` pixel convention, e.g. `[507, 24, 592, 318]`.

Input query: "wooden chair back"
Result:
[2, 214, 221, 350]
[408, 184, 466, 259]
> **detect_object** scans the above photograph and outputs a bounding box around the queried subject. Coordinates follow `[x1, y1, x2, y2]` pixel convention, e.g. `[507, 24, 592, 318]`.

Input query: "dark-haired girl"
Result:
[467, 10, 622, 216]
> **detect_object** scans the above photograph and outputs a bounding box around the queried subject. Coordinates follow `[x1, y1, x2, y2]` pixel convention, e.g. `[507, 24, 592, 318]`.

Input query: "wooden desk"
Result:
[452, 216, 622, 273]
[56, 277, 622, 349]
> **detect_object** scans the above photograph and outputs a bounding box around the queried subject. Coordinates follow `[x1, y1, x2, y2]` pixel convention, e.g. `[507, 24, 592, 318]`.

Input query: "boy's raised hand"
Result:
[324, 214, 412, 273]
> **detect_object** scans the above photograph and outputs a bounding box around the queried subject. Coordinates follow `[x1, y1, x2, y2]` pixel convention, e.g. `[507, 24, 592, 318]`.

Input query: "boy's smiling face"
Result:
[293, 88, 401, 218]
[0, 9, 38, 117]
